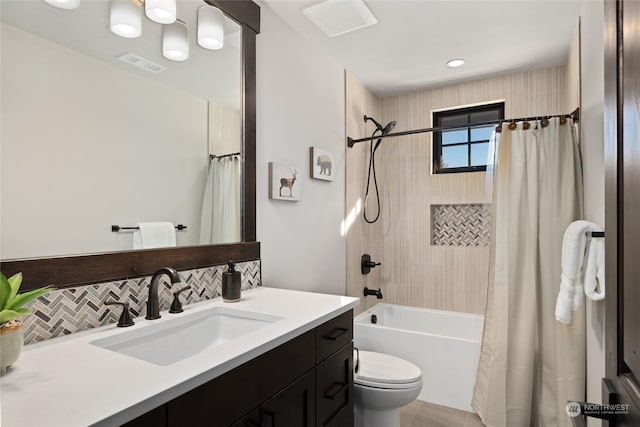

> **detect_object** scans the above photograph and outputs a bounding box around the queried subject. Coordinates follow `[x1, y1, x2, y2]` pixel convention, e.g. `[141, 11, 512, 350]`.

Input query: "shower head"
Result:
[372, 120, 397, 151]
[382, 121, 396, 135]
[364, 115, 397, 137]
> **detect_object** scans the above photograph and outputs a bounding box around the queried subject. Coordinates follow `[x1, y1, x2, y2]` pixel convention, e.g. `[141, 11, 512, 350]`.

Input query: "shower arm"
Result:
[347, 108, 580, 147]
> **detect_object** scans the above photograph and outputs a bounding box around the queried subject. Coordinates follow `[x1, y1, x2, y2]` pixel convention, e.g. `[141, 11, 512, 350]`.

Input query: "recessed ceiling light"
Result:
[446, 59, 465, 68]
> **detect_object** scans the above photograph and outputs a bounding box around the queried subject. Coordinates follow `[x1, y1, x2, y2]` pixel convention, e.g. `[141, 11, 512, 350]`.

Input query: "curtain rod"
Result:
[347, 107, 580, 148]
[210, 152, 241, 160]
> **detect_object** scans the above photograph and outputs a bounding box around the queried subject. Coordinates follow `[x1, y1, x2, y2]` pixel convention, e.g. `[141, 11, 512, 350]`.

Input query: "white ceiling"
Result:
[263, 0, 584, 96]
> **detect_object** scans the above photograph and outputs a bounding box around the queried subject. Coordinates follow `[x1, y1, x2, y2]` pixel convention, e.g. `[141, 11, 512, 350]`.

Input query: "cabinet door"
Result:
[231, 408, 261, 427]
[261, 370, 316, 427]
[316, 344, 353, 427]
[167, 330, 314, 427]
[120, 405, 167, 427]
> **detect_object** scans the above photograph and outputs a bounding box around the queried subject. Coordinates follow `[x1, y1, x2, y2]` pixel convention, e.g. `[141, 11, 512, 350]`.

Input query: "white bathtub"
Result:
[354, 303, 484, 412]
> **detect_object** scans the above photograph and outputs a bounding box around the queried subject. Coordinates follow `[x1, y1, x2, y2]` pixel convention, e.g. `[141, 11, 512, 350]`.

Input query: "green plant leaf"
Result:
[0, 309, 29, 324]
[7, 272, 22, 304]
[5, 287, 50, 311]
[0, 273, 11, 311]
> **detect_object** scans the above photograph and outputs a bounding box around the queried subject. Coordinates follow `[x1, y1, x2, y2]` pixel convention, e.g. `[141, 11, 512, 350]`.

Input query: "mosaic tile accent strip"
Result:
[431, 204, 491, 247]
[23, 260, 261, 345]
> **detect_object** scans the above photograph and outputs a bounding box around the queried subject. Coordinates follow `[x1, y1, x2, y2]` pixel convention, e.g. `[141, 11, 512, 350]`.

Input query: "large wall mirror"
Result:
[0, 0, 259, 290]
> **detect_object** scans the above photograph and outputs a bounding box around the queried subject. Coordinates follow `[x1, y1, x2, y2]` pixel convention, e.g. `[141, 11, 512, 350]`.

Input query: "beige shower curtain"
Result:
[472, 118, 585, 427]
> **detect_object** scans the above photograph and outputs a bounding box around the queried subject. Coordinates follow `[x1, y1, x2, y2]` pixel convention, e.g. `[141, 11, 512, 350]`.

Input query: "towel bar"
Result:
[111, 224, 187, 232]
[586, 231, 605, 238]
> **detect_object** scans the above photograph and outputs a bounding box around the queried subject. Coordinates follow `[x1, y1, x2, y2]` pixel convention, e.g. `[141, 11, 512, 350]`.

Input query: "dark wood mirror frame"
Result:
[1, 0, 260, 292]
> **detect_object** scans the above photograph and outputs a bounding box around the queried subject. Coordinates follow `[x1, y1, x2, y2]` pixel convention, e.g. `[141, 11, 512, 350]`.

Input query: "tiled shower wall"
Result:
[23, 260, 261, 344]
[431, 204, 491, 247]
[346, 66, 568, 315]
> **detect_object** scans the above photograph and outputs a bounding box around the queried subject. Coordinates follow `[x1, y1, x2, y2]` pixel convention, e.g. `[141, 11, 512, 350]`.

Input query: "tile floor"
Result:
[400, 400, 484, 427]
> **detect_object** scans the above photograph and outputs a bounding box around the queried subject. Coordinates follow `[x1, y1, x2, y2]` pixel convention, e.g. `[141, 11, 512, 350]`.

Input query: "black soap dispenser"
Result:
[222, 261, 241, 302]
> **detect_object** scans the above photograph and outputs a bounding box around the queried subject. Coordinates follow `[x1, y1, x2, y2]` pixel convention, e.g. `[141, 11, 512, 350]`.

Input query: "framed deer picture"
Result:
[310, 146, 335, 181]
[269, 162, 303, 201]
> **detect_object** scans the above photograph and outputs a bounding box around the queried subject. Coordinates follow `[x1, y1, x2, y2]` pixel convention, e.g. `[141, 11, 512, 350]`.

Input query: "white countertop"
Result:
[0, 287, 359, 427]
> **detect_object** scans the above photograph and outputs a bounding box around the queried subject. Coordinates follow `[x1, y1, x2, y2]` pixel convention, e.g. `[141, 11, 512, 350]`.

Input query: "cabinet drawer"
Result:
[316, 343, 353, 427]
[315, 310, 353, 363]
[168, 329, 315, 427]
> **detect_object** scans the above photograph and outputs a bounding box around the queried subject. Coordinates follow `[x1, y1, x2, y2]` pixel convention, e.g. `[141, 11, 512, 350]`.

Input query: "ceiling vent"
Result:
[117, 52, 167, 73]
[302, 0, 377, 38]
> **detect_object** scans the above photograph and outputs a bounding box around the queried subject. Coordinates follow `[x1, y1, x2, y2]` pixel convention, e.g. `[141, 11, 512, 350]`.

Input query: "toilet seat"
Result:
[355, 351, 422, 390]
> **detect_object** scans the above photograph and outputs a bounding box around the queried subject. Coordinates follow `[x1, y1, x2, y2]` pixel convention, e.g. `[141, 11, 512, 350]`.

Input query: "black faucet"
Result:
[363, 287, 383, 299]
[146, 267, 181, 320]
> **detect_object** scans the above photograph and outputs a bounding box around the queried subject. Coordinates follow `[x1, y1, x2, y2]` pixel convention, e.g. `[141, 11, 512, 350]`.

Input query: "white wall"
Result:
[579, 1, 606, 422]
[256, 4, 346, 295]
[1, 24, 209, 259]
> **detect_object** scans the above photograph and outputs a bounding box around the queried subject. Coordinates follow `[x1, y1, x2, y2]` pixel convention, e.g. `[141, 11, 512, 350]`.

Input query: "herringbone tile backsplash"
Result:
[23, 260, 261, 345]
[431, 204, 491, 247]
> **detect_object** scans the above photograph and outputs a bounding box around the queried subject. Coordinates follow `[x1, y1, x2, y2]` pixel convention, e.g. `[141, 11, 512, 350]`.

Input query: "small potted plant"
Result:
[0, 272, 49, 375]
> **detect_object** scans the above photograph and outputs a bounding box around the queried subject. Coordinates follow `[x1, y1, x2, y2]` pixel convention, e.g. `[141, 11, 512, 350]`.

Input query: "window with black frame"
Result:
[432, 102, 504, 174]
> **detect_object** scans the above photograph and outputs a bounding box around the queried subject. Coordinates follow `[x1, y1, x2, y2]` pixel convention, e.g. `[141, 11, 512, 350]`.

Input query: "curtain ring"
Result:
[495, 122, 502, 133]
[541, 117, 550, 128]
[559, 116, 567, 125]
[522, 121, 531, 130]
[508, 121, 517, 131]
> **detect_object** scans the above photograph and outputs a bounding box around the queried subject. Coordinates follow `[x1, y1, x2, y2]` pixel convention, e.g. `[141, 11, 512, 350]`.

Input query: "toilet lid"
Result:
[355, 351, 422, 386]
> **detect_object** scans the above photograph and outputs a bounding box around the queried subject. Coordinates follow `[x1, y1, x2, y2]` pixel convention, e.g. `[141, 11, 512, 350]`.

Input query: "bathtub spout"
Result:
[364, 287, 383, 299]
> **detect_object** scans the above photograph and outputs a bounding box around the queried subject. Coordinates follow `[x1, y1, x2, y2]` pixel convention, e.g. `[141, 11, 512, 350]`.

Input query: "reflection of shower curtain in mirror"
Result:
[472, 118, 585, 427]
[199, 156, 240, 244]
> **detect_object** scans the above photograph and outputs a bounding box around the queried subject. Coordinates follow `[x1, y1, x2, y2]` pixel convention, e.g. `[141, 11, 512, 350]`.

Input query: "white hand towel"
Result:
[132, 222, 177, 249]
[555, 220, 594, 324]
[584, 237, 605, 300]
[555, 277, 575, 324]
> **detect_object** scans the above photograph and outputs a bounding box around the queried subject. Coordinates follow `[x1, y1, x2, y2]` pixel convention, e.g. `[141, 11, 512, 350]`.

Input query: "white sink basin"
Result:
[91, 307, 283, 366]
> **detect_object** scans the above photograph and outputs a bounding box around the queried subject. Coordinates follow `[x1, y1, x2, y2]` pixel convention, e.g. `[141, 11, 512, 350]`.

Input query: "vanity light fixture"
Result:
[145, 0, 176, 24]
[446, 59, 465, 68]
[110, 0, 142, 39]
[162, 20, 189, 62]
[43, 0, 80, 10]
[197, 5, 224, 50]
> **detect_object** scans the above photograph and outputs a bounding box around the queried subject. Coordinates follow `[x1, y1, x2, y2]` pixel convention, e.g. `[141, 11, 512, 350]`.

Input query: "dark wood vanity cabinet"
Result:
[121, 405, 167, 427]
[315, 344, 354, 427]
[123, 310, 353, 427]
[260, 369, 316, 426]
[229, 370, 316, 427]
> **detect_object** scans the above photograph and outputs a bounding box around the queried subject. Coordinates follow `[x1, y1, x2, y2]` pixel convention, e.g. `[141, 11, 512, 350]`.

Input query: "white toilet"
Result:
[353, 350, 423, 427]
